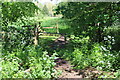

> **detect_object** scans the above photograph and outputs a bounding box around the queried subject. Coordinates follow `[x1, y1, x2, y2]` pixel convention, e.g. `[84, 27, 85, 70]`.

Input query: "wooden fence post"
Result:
[56, 23, 59, 33]
[34, 24, 39, 46]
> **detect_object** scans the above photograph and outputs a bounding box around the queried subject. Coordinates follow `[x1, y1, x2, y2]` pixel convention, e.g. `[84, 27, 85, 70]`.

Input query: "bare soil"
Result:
[54, 58, 105, 78]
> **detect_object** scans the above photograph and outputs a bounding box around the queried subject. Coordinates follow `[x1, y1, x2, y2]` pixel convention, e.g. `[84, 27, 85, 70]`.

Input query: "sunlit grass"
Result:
[41, 17, 71, 34]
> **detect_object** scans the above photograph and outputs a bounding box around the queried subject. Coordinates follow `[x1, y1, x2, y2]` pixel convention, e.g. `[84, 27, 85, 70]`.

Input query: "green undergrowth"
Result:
[1, 12, 120, 78]
[1, 46, 59, 78]
[1, 16, 62, 78]
[56, 34, 120, 78]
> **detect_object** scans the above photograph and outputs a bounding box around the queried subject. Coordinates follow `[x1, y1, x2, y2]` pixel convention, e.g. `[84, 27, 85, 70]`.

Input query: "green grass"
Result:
[41, 17, 72, 34]
[38, 17, 72, 47]
[39, 36, 59, 40]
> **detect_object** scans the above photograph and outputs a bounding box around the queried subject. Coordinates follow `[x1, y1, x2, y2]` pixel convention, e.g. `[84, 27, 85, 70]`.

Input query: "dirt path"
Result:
[51, 36, 98, 78]
[51, 35, 112, 78]
[50, 35, 68, 50]
[52, 36, 83, 78]
[54, 58, 106, 78]
[54, 58, 83, 78]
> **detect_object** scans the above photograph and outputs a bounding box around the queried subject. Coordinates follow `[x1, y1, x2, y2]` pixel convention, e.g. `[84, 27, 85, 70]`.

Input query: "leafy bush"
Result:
[114, 69, 120, 78]
[104, 27, 120, 51]
[58, 35, 120, 72]
[1, 17, 39, 53]
[1, 46, 58, 78]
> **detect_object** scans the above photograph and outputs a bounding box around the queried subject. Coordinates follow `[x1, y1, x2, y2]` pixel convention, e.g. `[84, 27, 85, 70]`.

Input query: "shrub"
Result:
[60, 35, 120, 72]
[1, 46, 58, 78]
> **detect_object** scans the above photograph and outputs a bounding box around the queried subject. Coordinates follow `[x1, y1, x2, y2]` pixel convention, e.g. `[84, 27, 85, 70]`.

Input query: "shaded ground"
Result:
[54, 58, 83, 78]
[52, 36, 95, 78]
[50, 35, 68, 50]
[51, 35, 115, 78]
[54, 58, 115, 78]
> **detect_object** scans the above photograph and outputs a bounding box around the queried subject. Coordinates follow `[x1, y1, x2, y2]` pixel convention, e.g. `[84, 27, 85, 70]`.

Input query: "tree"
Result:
[55, 2, 120, 42]
[42, 5, 49, 16]
[2, 2, 40, 26]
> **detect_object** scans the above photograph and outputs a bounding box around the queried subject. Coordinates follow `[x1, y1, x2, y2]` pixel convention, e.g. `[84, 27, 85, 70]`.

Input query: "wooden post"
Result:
[34, 24, 39, 46]
[38, 21, 44, 33]
[64, 34, 67, 42]
[39, 22, 41, 30]
[56, 23, 59, 33]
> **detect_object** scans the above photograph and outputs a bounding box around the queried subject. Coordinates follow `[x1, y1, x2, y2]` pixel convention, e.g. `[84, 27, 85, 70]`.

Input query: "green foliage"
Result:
[114, 70, 120, 78]
[1, 2, 60, 79]
[57, 35, 120, 72]
[2, 24, 33, 52]
[1, 1, 120, 78]
[104, 27, 120, 51]
[1, 46, 58, 78]
[1, 15, 43, 53]
[2, 2, 40, 25]
[54, 3, 120, 78]
[55, 2, 120, 42]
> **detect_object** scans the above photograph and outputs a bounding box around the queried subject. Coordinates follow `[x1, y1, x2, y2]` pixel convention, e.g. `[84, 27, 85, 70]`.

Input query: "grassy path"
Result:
[39, 17, 117, 78]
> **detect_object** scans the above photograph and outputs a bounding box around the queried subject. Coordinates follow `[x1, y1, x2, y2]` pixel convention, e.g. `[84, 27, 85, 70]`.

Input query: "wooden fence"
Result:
[1, 22, 62, 46]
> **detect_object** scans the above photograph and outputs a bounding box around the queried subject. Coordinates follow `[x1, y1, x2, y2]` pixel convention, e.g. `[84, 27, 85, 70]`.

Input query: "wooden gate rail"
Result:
[1, 22, 61, 46]
[22, 22, 60, 46]
[40, 23, 59, 33]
